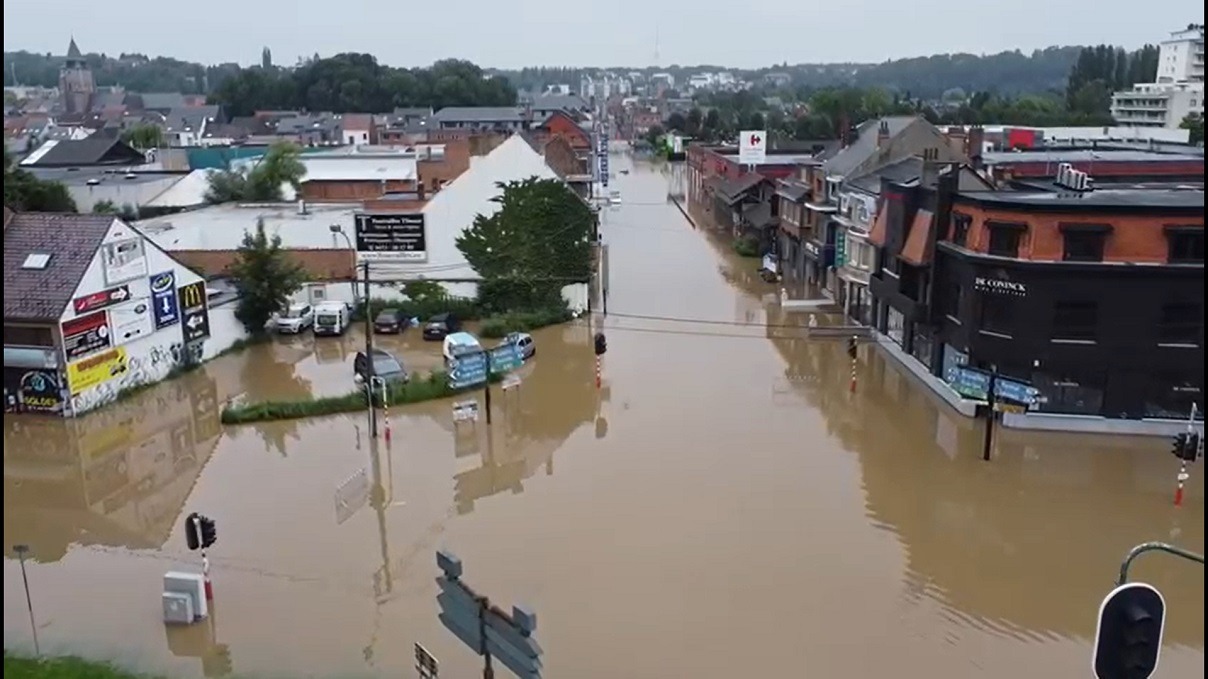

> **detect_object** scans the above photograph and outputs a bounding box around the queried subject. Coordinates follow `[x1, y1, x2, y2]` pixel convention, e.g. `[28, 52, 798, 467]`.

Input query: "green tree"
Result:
[121, 124, 164, 150]
[228, 218, 308, 334]
[455, 177, 594, 313]
[205, 141, 306, 203]
[666, 111, 687, 132]
[3, 149, 77, 212]
[1182, 114, 1204, 146]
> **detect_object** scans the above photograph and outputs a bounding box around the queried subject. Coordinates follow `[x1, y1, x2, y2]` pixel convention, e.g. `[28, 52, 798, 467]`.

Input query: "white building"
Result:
[1112, 25, 1205, 129]
[4, 211, 243, 417]
[135, 135, 589, 311]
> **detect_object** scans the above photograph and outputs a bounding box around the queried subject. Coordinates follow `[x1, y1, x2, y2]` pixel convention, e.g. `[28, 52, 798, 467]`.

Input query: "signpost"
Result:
[489, 344, 522, 375]
[738, 130, 767, 165]
[61, 311, 113, 360]
[453, 400, 480, 424]
[73, 284, 131, 314]
[436, 550, 543, 679]
[449, 352, 489, 390]
[150, 271, 181, 329]
[354, 213, 428, 262]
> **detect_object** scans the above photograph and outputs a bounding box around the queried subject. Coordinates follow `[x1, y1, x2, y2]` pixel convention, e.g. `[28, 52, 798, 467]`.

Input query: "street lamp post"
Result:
[330, 224, 378, 437]
[13, 544, 40, 656]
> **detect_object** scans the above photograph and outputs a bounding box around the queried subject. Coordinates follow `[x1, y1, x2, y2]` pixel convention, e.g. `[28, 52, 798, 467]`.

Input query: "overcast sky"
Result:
[3, 0, 1202, 69]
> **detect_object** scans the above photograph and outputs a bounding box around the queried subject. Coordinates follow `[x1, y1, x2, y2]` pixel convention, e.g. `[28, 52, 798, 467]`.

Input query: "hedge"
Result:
[732, 235, 761, 258]
[479, 308, 574, 338]
[353, 296, 481, 323]
[221, 370, 457, 424]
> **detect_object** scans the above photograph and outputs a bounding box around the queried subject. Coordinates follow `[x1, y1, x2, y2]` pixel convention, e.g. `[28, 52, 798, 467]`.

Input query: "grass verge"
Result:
[221, 370, 475, 425]
[479, 307, 574, 338]
[4, 652, 154, 679]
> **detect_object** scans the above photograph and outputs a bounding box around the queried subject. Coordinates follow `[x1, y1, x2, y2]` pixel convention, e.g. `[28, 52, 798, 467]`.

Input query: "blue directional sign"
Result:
[945, 365, 991, 400]
[490, 343, 522, 375]
[449, 352, 488, 390]
[994, 377, 1039, 407]
[436, 550, 543, 679]
[149, 270, 180, 329]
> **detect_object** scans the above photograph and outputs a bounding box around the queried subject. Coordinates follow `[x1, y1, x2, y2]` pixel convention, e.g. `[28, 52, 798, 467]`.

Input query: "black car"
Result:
[374, 308, 407, 334]
[422, 312, 462, 341]
[353, 349, 409, 385]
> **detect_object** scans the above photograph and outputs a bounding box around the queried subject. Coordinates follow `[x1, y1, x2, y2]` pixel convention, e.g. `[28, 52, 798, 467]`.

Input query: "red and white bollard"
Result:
[849, 358, 858, 393]
[201, 550, 213, 601]
[595, 356, 602, 389]
[1174, 461, 1189, 507]
[381, 380, 392, 444]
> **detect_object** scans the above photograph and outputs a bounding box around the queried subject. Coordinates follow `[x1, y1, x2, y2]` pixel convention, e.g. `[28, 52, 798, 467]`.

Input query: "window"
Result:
[939, 281, 962, 320]
[979, 298, 1015, 335]
[1061, 229, 1108, 262]
[1167, 229, 1204, 263]
[950, 212, 972, 247]
[21, 253, 51, 269]
[1052, 302, 1098, 341]
[1158, 303, 1202, 344]
[987, 222, 1025, 258]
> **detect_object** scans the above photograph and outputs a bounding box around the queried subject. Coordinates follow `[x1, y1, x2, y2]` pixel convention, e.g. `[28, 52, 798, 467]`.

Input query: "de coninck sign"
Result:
[974, 276, 1028, 297]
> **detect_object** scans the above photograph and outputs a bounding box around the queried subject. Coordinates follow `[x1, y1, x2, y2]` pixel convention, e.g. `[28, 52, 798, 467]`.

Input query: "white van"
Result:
[313, 301, 352, 336]
[442, 331, 483, 365]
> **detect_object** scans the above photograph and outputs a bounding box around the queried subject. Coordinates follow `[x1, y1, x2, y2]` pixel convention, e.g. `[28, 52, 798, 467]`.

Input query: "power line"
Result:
[605, 309, 845, 330]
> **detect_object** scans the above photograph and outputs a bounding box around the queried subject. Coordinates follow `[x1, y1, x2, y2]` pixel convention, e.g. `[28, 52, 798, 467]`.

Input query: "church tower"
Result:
[59, 37, 95, 115]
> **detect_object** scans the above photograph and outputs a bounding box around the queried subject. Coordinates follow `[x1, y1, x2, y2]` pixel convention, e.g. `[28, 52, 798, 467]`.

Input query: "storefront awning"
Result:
[868, 204, 889, 247]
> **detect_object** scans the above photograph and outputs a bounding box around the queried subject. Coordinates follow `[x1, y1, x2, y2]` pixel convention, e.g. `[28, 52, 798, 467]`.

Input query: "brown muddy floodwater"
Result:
[5, 155, 1204, 678]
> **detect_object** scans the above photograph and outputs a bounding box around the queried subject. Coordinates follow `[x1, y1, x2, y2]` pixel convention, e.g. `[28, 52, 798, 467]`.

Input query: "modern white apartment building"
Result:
[1111, 25, 1205, 129]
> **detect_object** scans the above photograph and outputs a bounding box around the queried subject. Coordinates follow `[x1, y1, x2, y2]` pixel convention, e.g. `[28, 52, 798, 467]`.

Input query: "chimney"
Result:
[921, 148, 940, 186]
[966, 125, 985, 164]
[876, 120, 890, 148]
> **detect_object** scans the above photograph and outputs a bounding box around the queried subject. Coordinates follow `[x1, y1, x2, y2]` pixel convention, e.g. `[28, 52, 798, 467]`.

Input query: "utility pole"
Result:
[363, 261, 377, 437]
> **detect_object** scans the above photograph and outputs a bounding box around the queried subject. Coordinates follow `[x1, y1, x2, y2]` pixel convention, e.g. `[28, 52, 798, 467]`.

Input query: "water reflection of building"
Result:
[3, 370, 222, 562]
[766, 327, 1204, 646]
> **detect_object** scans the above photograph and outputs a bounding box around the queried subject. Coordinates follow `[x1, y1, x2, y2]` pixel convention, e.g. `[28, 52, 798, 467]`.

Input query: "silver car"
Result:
[505, 332, 536, 360]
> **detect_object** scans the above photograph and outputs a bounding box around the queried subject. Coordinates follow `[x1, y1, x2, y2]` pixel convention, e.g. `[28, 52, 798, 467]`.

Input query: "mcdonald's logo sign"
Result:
[178, 281, 211, 342]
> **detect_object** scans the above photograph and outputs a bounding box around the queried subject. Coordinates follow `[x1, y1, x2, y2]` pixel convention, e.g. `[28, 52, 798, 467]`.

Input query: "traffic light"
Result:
[1170, 433, 1202, 462]
[185, 512, 201, 551]
[198, 515, 217, 549]
[1170, 433, 1187, 460]
[846, 336, 858, 360]
[1093, 582, 1165, 679]
[594, 332, 607, 356]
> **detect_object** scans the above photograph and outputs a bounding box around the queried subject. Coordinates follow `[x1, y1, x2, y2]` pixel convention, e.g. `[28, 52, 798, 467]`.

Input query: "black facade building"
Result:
[868, 165, 1204, 421]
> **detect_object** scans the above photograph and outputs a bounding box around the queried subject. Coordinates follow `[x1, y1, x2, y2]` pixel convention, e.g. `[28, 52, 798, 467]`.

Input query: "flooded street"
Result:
[5, 153, 1204, 678]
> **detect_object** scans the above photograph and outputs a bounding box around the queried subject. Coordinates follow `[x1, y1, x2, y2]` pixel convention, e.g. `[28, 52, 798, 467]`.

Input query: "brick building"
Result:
[868, 163, 1204, 425]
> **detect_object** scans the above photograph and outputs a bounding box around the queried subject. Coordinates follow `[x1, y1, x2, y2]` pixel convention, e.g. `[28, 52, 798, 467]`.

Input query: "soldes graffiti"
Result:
[3, 367, 66, 414]
[71, 340, 204, 415]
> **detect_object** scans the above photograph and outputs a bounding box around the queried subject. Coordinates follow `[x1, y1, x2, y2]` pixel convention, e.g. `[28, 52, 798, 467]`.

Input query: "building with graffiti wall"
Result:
[3, 209, 243, 417]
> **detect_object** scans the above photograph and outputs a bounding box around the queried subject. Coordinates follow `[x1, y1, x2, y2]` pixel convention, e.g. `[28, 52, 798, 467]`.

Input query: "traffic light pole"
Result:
[1117, 541, 1205, 586]
[1173, 403, 1199, 506]
[191, 514, 213, 601]
[982, 369, 998, 462]
[363, 262, 378, 438]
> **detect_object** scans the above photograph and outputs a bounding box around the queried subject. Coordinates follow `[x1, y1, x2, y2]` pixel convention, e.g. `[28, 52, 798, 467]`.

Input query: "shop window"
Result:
[1167, 229, 1204, 264]
[1052, 302, 1098, 342]
[950, 212, 972, 247]
[911, 324, 934, 369]
[1061, 229, 1108, 262]
[1158, 303, 1202, 345]
[978, 298, 1015, 335]
[986, 221, 1025, 258]
[1143, 371, 1204, 419]
[1030, 369, 1106, 416]
[886, 308, 906, 345]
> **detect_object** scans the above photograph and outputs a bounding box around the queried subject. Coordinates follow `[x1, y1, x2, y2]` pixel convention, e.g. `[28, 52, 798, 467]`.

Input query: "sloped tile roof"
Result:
[3, 213, 115, 322]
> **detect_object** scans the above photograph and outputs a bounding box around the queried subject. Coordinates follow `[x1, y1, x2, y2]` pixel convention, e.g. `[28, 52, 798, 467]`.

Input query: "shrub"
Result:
[479, 307, 574, 338]
[733, 235, 761, 258]
[221, 370, 461, 425]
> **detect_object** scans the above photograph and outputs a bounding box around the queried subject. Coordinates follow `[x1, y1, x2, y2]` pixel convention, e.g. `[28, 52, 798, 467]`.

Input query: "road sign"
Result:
[453, 399, 480, 423]
[436, 550, 543, 679]
[490, 343, 522, 375]
[415, 643, 439, 679]
[945, 365, 991, 400]
[1093, 582, 1166, 679]
[993, 376, 1039, 408]
[354, 213, 427, 262]
[449, 352, 488, 390]
[738, 130, 767, 165]
[178, 281, 211, 342]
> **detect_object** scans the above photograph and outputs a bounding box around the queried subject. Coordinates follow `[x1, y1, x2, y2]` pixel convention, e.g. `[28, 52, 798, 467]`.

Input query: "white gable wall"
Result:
[59, 219, 208, 415]
[366, 135, 587, 309]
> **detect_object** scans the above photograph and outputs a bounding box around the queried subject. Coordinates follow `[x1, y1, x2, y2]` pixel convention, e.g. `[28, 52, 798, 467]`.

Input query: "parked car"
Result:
[422, 312, 462, 341]
[505, 331, 536, 360]
[374, 308, 407, 334]
[275, 303, 314, 334]
[443, 331, 483, 366]
[353, 349, 409, 385]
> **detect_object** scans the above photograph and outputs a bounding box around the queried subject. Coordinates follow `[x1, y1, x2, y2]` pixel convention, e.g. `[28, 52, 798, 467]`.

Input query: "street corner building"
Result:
[3, 208, 240, 417]
[864, 163, 1205, 434]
